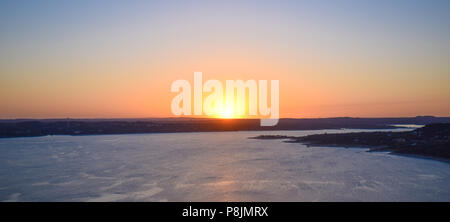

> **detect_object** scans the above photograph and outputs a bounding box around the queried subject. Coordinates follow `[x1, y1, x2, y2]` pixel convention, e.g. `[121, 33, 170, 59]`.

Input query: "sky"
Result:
[1, 0, 449, 118]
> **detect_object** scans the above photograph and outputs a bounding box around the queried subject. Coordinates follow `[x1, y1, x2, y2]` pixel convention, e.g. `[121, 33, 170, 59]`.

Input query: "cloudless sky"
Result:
[1, 0, 449, 118]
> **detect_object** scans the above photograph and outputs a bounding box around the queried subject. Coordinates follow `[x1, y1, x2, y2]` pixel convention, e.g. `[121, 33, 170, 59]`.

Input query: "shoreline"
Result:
[252, 137, 450, 163]
[6, 117, 440, 138]
[251, 123, 450, 163]
[304, 144, 450, 163]
[0, 126, 409, 139]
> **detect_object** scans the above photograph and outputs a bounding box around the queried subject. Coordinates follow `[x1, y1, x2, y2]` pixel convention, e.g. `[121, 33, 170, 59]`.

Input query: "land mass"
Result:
[251, 123, 450, 161]
[1, 116, 450, 138]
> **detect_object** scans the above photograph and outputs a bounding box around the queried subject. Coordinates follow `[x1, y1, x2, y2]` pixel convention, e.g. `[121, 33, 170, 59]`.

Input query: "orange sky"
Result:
[1, 1, 449, 119]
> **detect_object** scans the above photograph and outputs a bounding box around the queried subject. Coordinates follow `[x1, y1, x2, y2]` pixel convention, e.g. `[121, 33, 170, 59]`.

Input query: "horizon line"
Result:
[0, 115, 447, 121]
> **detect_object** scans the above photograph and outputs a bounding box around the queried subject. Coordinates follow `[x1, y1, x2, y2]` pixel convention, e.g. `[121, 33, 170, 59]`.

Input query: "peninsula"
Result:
[251, 123, 450, 161]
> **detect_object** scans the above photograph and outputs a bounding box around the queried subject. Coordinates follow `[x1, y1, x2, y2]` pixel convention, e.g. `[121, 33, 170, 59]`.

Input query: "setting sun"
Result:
[216, 107, 235, 119]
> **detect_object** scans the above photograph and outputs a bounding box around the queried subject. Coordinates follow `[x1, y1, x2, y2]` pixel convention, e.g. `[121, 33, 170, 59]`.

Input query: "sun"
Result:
[212, 106, 241, 119]
[204, 99, 245, 119]
[219, 107, 234, 118]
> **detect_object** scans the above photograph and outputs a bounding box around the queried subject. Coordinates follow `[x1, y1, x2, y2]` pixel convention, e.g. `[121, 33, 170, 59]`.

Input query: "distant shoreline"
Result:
[1, 116, 450, 138]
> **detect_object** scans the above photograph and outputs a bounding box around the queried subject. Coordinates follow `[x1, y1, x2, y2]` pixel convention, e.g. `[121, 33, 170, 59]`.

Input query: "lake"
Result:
[1, 129, 449, 201]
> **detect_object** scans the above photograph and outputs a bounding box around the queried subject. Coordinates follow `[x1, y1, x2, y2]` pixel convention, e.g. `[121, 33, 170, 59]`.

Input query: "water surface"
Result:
[0, 129, 449, 201]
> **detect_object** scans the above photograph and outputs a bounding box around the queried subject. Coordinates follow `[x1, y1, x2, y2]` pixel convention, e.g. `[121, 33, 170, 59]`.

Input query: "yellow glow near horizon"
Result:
[217, 107, 235, 119]
[207, 103, 244, 119]
[208, 96, 247, 119]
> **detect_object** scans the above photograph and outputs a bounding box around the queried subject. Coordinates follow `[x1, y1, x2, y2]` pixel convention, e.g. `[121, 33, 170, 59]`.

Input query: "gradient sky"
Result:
[1, 0, 449, 118]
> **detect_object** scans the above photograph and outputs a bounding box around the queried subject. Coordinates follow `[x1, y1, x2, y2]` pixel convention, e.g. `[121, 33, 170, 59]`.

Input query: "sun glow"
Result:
[210, 97, 249, 119]
[171, 72, 279, 125]
[216, 107, 235, 119]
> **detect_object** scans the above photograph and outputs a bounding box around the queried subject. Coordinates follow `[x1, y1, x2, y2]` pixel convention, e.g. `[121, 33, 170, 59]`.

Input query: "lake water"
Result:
[1, 129, 449, 202]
